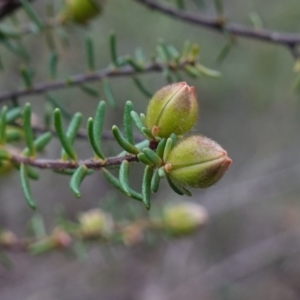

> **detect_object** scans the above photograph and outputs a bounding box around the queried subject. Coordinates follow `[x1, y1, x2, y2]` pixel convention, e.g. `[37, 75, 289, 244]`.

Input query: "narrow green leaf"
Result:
[163, 138, 173, 162]
[130, 111, 144, 131]
[66, 113, 83, 142]
[19, 65, 33, 88]
[53, 169, 75, 176]
[53, 108, 77, 160]
[141, 127, 154, 140]
[112, 125, 140, 155]
[143, 148, 162, 167]
[11, 97, 19, 108]
[134, 48, 146, 66]
[158, 167, 166, 178]
[45, 94, 72, 120]
[90, 100, 106, 159]
[132, 76, 152, 98]
[213, 0, 224, 16]
[20, 163, 37, 210]
[31, 214, 46, 237]
[23, 103, 36, 157]
[27, 167, 39, 180]
[6, 129, 22, 142]
[188, 44, 200, 62]
[119, 160, 131, 196]
[130, 111, 153, 139]
[249, 12, 263, 30]
[216, 39, 233, 64]
[109, 31, 119, 68]
[48, 51, 58, 79]
[1, 38, 28, 59]
[196, 64, 221, 78]
[184, 65, 199, 78]
[0, 24, 20, 38]
[80, 84, 99, 98]
[181, 186, 192, 196]
[0, 149, 11, 160]
[118, 139, 149, 156]
[137, 153, 153, 165]
[20, 0, 44, 31]
[156, 138, 166, 159]
[170, 133, 177, 147]
[86, 36, 95, 72]
[87, 118, 103, 159]
[102, 168, 143, 201]
[124, 56, 144, 71]
[162, 67, 173, 84]
[70, 165, 88, 198]
[140, 113, 147, 126]
[23, 132, 52, 156]
[61, 112, 82, 160]
[166, 176, 184, 196]
[73, 240, 88, 262]
[167, 176, 192, 196]
[0, 106, 8, 145]
[102, 78, 116, 108]
[6, 107, 22, 123]
[142, 166, 153, 210]
[34, 132, 52, 151]
[123, 101, 134, 145]
[175, 0, 185, 9]
[182, 40, 192, 60]
[167, 45, 180, 63]
[151, 169, 160, 193]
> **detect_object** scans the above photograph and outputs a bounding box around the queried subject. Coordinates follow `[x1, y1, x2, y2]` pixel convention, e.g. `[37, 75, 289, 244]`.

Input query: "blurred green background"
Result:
[1, 0, 300, 299]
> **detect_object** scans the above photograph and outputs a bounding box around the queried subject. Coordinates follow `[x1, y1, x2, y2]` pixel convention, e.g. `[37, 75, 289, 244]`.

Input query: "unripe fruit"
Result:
[59, 0, 105, 24]
[162, 202, 208, 236]
[165, 135, 232, 188]
[146, 82, 198, 138]
[0, 145, 19, 175]
[78, 209, 114, 238]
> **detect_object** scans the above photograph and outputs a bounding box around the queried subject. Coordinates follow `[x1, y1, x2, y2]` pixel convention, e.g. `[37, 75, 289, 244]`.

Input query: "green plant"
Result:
[1, 0, 297, 259]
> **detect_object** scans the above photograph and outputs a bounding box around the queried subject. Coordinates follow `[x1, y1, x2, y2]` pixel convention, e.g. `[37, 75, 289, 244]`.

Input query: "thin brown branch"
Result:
[0, 218, 155, 253]
[135, 0, 300, 55]
[10, 153, 138, 170]
[0, 60, 194, 104]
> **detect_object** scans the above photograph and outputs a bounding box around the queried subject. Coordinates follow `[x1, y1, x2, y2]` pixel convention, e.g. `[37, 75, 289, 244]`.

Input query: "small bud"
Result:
[121, 224, 144, 246]
[0, 230, 17, 247]
[29, 228, 72, 255]
[165, 135, 232, 188]
[0, 160, 13, 175]
[52, 228, 72, 249]
[78, 209, 114, 238]
[59, 0, 105, 25]
[146, 82, 198, 138]
[162, 202, 209, 236]
[0, 145, 19, 175]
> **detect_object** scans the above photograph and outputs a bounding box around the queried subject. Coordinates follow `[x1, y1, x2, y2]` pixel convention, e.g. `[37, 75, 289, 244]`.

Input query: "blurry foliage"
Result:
[1, 1, 300, 300]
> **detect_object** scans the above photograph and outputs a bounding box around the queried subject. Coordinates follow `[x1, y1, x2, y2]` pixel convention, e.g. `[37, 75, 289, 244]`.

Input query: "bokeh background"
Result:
[1, 0, 300, 299]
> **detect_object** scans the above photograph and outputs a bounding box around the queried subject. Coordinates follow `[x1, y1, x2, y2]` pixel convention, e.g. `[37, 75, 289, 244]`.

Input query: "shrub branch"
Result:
[0, 60, 195, 104]
[10, 153, 138, 170]
[135, 0, 300, 58]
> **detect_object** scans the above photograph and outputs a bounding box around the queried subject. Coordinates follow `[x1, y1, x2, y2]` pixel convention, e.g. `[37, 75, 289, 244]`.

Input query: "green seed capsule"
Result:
[146, 82, 198, 138]
[165, 135, 232, 189]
